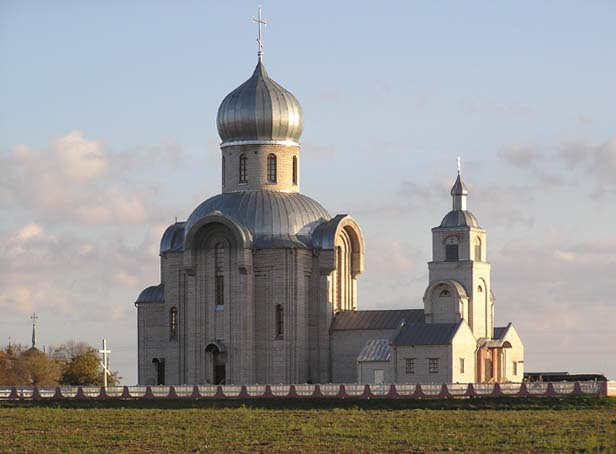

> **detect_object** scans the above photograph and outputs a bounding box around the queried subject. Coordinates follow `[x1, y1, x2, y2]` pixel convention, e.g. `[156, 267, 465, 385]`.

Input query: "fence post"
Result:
[190, 385, 201, 399]
[386, 384, 400, 398]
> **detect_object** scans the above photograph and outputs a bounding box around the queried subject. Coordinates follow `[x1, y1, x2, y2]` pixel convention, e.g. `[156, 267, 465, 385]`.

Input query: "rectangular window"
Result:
[459, 357, 465, 374]
[215, 276, 224, 307]
[513, 361, 518, 376]
[405, 358, 415, 374]
[428, 358, 439, 374]
[275, 304, 283, 338]
[445, 244, 459, 261]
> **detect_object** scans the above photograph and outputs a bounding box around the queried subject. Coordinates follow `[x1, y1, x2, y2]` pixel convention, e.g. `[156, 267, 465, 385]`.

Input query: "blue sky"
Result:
[1, 1, 615, 383]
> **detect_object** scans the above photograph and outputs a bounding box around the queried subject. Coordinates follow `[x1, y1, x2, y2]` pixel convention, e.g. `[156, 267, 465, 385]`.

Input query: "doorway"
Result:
[205, 343, 226, 385]
[152, 358, 165, 385]
[373, 369, 385, 384]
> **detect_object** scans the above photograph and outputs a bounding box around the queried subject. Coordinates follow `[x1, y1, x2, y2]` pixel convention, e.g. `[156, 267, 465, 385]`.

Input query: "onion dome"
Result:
[216, 60, 304, 146]
[185, 191, 330, 248]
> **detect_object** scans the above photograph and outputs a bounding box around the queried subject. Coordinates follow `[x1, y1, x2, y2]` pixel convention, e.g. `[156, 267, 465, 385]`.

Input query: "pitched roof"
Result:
[391, 321, 461, 346]
[493, 324, 511, 340]
[331, 309, 424, 331]
[357, 339, 391, 362]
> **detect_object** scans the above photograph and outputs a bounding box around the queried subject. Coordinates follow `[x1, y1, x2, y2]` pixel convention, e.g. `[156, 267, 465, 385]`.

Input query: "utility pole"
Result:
[99, 339, 111, 387]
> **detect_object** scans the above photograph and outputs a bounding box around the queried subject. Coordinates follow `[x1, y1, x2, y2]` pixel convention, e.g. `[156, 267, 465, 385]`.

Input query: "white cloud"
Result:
[0, 130, 180, 225]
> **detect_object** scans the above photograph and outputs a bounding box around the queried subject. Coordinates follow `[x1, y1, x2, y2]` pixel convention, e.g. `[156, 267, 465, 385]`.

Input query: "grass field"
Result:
[1, 397, 615, 453]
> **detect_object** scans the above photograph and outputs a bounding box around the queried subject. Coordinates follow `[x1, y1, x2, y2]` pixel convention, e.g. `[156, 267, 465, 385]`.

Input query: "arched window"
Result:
[275, 304, 283, 338]
[222, 156, 226, 186]
[445, 236, 459, 261]
[477, 285, 483, 293]
[474, 236, 482, 261]
[439, 289, 450, 297]
[215, 243, 225, 308]
[267, 154, 277, 183]
[169, 307, 178, 340]
[239, 154, 247, 183]
[292, 156, 298, 185]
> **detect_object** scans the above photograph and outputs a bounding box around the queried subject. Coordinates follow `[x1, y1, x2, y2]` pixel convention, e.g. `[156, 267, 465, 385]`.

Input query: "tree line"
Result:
[0, 341, 120, 386]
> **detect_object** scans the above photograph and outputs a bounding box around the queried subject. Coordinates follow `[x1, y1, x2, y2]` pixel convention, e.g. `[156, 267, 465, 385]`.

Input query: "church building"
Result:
[135, 22, 523, 386]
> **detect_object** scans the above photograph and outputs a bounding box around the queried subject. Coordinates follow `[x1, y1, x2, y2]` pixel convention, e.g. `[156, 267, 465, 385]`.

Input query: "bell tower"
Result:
[424, 163, 493, 339]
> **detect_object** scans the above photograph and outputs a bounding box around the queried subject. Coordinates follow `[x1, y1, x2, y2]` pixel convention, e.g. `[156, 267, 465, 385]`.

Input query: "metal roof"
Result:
[185, 190, 330, 249]
[391, 321, 461, 346]
[357, 339, 391, 362]
[160, 222, 185, 254]
[439, 210, 480, 228]
[493, 324, 511, 340]
[332, 309, 424, 331]
[217, 60, 304, 146]
[135, 284, 164, 304]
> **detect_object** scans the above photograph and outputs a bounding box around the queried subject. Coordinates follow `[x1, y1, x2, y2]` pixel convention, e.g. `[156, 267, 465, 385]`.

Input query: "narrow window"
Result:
[513, 361, 518, 376]
[336, 246, 342, 311]
[459, 357, 465, 374]
[474, 237, 482, 261]
[292, 156, 298, 185]
[477, 285, 483, 293]
[275, 304, 283, 338]
[222, 156, 226, 186]
[239, 154, 247, 183]
[215, 243, 224, 308]
[428, 358, 439, 374]
[169, 307, 178, 340]
[405, 358, 415, 374]
[267, 153, 277, 183]
[445, 236, 459, 261]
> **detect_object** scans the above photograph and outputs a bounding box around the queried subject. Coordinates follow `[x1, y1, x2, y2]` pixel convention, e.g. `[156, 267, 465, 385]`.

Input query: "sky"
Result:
[1, 1, 615, 384]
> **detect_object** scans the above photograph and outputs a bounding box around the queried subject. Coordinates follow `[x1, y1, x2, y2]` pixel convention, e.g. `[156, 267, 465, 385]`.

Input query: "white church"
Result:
[134, 21, 524, 386]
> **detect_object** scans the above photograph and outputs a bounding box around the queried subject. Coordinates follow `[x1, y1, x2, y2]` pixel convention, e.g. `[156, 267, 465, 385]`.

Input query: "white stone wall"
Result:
[451, 322, 477, 383]
[393, 344, 452, 383]
[331, 329, 398, 383]
[501, 325, 525, 381]
[357, 361, 393, 384]
[428, 226, 492, 339]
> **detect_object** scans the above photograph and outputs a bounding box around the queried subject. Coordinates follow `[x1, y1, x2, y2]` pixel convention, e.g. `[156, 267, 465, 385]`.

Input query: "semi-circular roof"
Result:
[160, 222, 185, 254]
[185, 191, 330, 248]
[135, 284, 164, 304]
[216, 60, 304, 146]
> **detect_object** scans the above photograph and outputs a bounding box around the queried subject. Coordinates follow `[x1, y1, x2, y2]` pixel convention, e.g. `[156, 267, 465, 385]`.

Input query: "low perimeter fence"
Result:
[0, 381, 613, 400]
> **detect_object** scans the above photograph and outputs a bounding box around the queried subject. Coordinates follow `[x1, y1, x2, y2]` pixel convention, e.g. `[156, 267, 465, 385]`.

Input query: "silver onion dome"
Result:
[216, 60, 304, 146]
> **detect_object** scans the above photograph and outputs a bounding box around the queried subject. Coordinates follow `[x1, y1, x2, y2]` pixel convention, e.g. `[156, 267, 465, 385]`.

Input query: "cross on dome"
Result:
[252, 6, 268, 60]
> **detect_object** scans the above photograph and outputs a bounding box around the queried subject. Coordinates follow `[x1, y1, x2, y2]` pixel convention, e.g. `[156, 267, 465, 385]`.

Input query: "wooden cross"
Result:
[252, 6, 268, 59]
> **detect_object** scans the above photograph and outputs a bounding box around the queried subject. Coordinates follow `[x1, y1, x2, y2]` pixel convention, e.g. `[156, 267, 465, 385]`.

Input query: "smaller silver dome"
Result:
[440, 210, 480, 228]
[217, 60, 304, 146]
